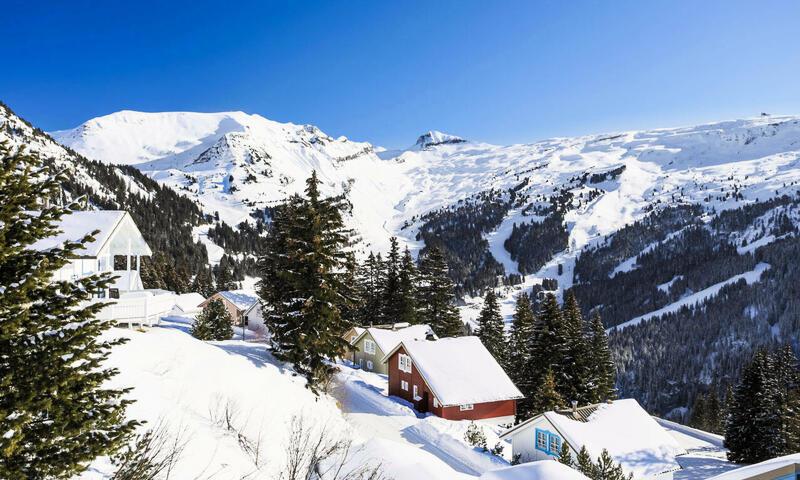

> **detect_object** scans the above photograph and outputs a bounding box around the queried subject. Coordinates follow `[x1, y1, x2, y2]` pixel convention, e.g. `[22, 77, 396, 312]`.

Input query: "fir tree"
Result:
[190, 267, 215, 298]
[257, 171, 355, 391]
[593, 449, 632, 480]
[532, 369, 565, 413]
[531, 294, 569, 398]
[0, 144, 136, 478]
[476, 289, 506, 364]
[587, 312, 616, 402]
[355, 252, 383, 325]
[397, 247, 419, 324]
[562, 291, 592, 405]
[191, 298, 233, 341]
[576, 446, 595, 478]
[381, 237, 402, 321]
[418, 245, 462, 337]
[558, 442, 573, 467]
[215, 259, 239, 292]
[507, 293, 536, 419]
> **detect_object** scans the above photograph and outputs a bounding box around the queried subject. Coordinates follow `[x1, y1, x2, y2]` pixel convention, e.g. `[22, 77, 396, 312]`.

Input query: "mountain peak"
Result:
[414, 130, 466, 149]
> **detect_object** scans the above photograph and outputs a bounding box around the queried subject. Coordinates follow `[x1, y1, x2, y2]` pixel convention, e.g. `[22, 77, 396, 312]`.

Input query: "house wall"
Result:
[506, 417, 567, 464]
[342, 328, 361, 363]
[201, 294, 243, 324]
[243, 305, 266, 335]
[386, 346, 517, 421]
[352, 333, 388, 374]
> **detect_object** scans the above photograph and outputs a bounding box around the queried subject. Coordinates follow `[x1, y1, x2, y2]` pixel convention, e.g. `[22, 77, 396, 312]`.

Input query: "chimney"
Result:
[571, 400, 578, 413]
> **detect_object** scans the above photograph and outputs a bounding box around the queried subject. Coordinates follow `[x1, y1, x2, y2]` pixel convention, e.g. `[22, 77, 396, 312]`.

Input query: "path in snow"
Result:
[485, 210, 521, 276]
[612, 263, 771, 332]
[656, 418, 738, 480]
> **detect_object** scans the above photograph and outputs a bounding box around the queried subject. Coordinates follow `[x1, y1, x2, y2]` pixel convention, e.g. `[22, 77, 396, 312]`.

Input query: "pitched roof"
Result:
[480, 461, 590, 480]
[29, 210, 151, 257]
[708, 453, 800, 480]
[174, 292, 206, 312]
[216, 290, 260, 311]
[502, 399, 684, 479]
[385, 336, 523, 406]
[357, 324, 435, 353]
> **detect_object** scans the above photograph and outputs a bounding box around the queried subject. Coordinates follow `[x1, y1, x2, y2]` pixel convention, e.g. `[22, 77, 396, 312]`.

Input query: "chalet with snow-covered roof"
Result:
[201, 290, 265, 334]
[382, 336, 523, 424]
[500, 399, 686, 479]
[708, 453, 800, 480]
[32, 210, 177, 326]
[350, 323, 436, 374]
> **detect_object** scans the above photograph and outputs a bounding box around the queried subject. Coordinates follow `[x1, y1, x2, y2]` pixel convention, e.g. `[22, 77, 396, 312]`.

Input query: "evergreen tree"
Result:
[355, 252, 383, 325]
[381, 237, 402, 321]
[775, 345, 800, 454]
[397, 247, 419, 324]
[587, 312, 616, 402]
[0, 144, 136, 478]
[190, 267, 215, 298]
[215, 259, 239, 292]
[418, 245, 462, 337]
[257, 171, 355, 391]
[593, 449, 632, 480]
[531, 294, 569, 398]
[507, 293, 536, 419]
[191, 298, 233, 341]
[562, 291, 592, 404]
[576, 446, 595, 478]
[689, 393, 708, 431]
[558, 442, 573, 467]
[475, 289, 506, 364]
[532, 369, 565, 414]
[725, 349, 783, 463]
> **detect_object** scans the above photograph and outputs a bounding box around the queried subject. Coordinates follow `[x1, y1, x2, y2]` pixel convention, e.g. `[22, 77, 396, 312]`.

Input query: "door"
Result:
[419, 391, 429, 413]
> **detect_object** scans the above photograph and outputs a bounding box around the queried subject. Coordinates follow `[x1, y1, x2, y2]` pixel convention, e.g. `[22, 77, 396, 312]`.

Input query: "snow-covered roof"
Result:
[356, 324, 435, 354]
[480, 461, 589, 480]
[215, 290, 260, 311]
[503, 399, 683, 479]
[708, 453, 800, 480]
[174, 292, 206, 312]
[29, 210, 152, 257]
[385, 336, 523, 406]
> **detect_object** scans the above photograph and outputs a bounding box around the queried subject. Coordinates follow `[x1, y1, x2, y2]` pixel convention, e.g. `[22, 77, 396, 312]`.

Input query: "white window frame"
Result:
[433, 397, 440, 408]
[358, 359, 363, 368]
[350, 334, 357, 343]
[398, 354, 412, 373]
[413, 385, 419, 399]
[459, 404, 474, 411]
[401, 380, 409, 391]
[366, 360, 373, 370]
[364, 339, 376, 355]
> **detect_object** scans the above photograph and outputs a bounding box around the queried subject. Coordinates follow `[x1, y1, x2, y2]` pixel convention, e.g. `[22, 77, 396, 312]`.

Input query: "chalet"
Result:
[708, 453, 800, 480]
[31, 210, 177, 326]
[350, 323, 436, 374]
[382, 336, 523, 424]
[342, 326, 366, 363]
[200, 290, 265, 334]
[172, 292, 206, 315]
[500, 399, 685, 480]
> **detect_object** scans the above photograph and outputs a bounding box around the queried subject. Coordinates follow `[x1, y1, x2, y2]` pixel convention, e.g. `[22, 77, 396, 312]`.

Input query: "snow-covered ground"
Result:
[656, 418, 740, 480]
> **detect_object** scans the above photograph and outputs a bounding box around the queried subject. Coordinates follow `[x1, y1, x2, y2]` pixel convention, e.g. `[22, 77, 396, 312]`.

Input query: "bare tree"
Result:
[111, 420, 189, 480]
[279, 415, 388, 480]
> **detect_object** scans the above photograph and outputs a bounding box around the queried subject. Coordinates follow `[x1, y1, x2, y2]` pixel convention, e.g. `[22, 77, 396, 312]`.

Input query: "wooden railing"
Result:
[92, 291, 177, 327]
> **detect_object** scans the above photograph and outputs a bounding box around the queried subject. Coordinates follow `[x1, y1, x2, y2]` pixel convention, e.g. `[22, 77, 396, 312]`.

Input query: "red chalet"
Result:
[382, 336, 523, 424]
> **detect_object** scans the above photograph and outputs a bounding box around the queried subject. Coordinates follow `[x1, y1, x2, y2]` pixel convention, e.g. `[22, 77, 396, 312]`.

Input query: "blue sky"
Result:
[3, 0, 800, 147]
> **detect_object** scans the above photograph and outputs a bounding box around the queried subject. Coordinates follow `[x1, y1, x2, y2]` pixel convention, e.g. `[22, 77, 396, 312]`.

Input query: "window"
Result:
[244, 315, 249, 326]
[398, 354, 412, 373]
[366, 360, 373, 370]
[413, 385, 419, 399]
[364, 340, 376, 354]
[401, 380, 409, 391]
[350, 335, 357, 343]
[433, 398, 440, 408]
[358, 359, 363, 368]
[459, 404, 474, 411]
[535, 428, 562, 456]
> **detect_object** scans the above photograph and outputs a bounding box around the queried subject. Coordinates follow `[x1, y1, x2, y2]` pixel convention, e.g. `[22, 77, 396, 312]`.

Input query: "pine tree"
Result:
[587, 312, 616, 402]
[0, 144, 136, 478]
[593, 449, 632, 480]
[476, 289, 506, 364]
[725, 349, 783, 463]
[576, 446, 595, 478]
[355, 252, 383, 325]
[257, 171, 355, 391]
[774, 345, 800, 454]
[215, 259, 238, 292]
[507, 293, 536, 419]
[397, 247, 419, 324]
[689, 393, 708, 431]
[418, 245, 462, 337]
[561, 291, 592, 405]
[558, 442, 573, 467]
[190, 267, 215, 298]
[191, 298, 233, 341]
[531, 294, 569, 399]
[381, 237, 402, 321]
[532, 369, 565, 413]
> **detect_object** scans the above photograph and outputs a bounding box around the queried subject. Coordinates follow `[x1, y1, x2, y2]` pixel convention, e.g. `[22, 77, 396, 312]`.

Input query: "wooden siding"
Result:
[386, 345, 517, 421]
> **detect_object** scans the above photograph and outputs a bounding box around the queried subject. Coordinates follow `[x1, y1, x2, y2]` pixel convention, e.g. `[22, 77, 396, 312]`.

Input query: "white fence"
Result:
[93, 291, 177, 327]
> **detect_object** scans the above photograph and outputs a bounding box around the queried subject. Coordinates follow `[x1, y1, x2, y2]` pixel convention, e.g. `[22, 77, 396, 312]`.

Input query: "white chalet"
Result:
[500, 399, 685, 480]
[32, 210, 177, 326]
